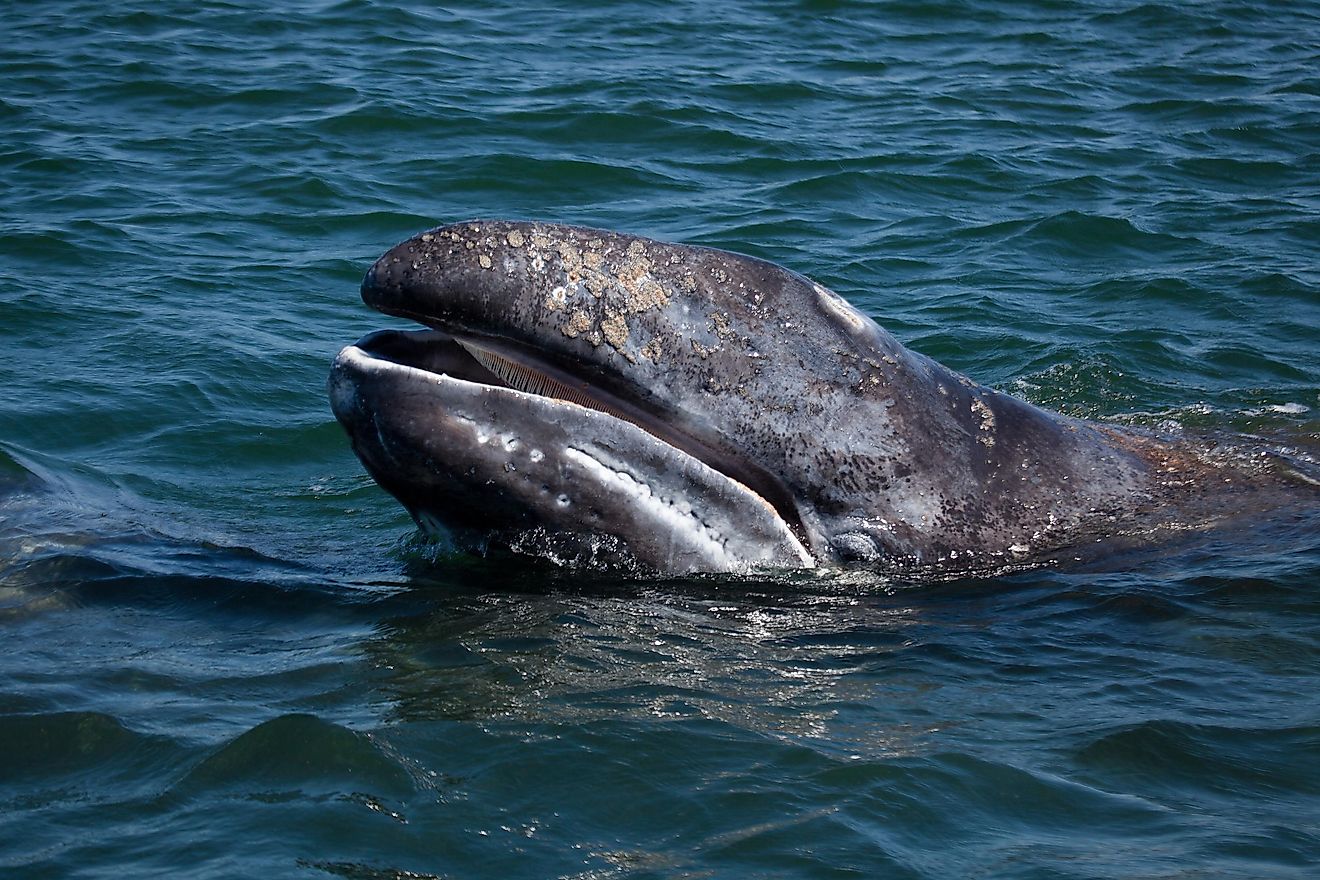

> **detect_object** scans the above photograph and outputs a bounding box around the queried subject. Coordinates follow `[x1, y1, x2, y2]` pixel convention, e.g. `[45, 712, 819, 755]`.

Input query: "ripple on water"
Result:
[1076, 720, 1320, 799]
[2, 0, 1319, 877]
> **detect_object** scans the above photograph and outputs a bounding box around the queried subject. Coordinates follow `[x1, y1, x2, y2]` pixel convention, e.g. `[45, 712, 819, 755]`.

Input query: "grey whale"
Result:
[330, 221, 1309, 575]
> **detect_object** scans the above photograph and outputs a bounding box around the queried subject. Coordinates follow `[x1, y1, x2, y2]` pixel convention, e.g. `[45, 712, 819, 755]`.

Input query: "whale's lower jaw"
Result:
[330, 330, 817, 575]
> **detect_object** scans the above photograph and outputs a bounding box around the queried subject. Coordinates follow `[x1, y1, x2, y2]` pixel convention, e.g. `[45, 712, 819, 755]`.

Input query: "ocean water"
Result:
[3, 0, 1319, 877]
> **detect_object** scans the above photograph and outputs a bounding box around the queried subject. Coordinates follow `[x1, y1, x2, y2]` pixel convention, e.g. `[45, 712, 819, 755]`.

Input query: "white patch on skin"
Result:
[561, 446, 815, 571]
[887, 488, 945, 532]
[813, 283, 867, 331]
[563, 445, 735, 567]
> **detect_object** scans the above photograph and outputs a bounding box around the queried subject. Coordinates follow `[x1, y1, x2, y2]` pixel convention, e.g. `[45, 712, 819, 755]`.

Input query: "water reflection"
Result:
[361, 490, 1320, 772]
[362, 566, 969, 759]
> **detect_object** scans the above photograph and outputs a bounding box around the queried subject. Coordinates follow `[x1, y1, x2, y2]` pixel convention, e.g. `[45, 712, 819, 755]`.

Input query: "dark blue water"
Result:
[3, 1, 1318, 877]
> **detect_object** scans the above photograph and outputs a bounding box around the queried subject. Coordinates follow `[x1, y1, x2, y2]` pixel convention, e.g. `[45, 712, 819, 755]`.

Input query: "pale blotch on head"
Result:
[813, 283, 867, 331]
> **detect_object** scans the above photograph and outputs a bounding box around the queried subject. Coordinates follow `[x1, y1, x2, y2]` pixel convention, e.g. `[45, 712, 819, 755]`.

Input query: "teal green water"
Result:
[3, 1, 1319, 877]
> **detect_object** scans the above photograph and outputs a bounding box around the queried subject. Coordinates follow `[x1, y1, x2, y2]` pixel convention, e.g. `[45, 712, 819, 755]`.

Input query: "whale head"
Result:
[331, 221, 1149, 574]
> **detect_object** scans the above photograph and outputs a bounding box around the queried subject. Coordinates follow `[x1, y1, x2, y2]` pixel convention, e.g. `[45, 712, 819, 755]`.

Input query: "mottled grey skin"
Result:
[332, 220, 1214, 574]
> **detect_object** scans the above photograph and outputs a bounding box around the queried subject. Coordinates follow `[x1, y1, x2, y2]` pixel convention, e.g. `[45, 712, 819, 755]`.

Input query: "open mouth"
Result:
[347, 328, 659, 429]
[338, 326, 814, 554]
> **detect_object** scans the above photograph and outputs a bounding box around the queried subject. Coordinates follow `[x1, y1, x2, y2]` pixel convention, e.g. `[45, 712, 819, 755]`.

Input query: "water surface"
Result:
[3, 1, 1319, 877]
